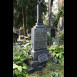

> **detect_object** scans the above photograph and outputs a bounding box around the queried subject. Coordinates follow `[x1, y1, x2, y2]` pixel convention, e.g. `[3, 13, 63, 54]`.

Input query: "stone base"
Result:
[31, 49, 49, 60]
[28, 65, 44, 74]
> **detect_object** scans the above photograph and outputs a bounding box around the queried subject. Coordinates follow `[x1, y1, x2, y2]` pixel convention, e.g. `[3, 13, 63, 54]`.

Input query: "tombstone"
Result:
[31, 2, 49, 61]
[28, 2, 49, 74]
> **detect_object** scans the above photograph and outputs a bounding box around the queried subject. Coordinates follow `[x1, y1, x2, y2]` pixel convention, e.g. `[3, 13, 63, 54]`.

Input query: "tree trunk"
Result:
[22, 8, 26, 36]
[48, 0, 51, 37]
[48, 0, 52, 28]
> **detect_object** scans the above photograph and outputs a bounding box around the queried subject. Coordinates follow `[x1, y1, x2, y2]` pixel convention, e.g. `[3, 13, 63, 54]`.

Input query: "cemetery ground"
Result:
[13, 36, 64, 77]
[13, 1, 64, 77]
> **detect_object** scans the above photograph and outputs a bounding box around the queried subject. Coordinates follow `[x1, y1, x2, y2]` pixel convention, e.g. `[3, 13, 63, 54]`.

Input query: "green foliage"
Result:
[57, 4, 64, 19]
[49, 72, 55, 77]
[53, 15, 58, 27]
[56, 31, 64, 42]
[59, 32, 64, 41]
[58, 70, 64, 77]
[13, 0, 47, 30]
[13, 44, 31, 77]
[42, 71, 55, 77]
[41, 60, 64, 77]
[53, 4, 64, 27]
[49, 45, 64, 65]
[42, 1, 47, 15]
[13, 8, 23, 28]
[58, 4, 64, 17]
[23, 42, 31, 53]
[46, 61, 52, 69]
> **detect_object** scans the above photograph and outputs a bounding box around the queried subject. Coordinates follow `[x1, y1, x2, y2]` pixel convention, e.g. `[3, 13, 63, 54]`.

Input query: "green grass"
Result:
[25, 61, 64, 77]
[13, 44, 64, 77]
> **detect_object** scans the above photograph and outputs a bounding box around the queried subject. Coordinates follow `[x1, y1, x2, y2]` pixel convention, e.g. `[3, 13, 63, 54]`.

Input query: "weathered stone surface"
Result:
[28, 68, 35, 74]
[31, 26, 49, 60]
[31, 27, 47, 50]
[37, 2, 43, 24]
[37, 66, 44, 71]
[38, 54, 48, 63]
[32, 61, 40, 67]
[28, 65, 44, 74]
[31, 2, 49, 61]
[31, 49, 49, 60]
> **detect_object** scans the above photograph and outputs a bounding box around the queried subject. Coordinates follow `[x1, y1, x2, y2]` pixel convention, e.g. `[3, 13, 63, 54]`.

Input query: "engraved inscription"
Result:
[34, 29, 47, 50]
[38, 54, 48, 63]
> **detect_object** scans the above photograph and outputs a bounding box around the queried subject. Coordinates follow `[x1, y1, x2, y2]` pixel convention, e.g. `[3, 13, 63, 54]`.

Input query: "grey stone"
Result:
[37, 66, 44, 71]
[31, 27, 47, 50]
[31, 49, 49, 60]
[32, 61, 40, 67]
[27, 60, 40, 67]
[37, 2, 43, 24]
[38, 54, 48, 63]
[31, 2, 49, 62]
[31, 24, 49, 60]
[28, 68, 35, 74]
[28, 65, 44, 74]
[28, 2, 50, 74]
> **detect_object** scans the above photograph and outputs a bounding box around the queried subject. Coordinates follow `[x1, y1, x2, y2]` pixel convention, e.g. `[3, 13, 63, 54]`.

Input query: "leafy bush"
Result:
[59, 31, 64, 41]
[13, 63, 29, 77]
[13, 44, 32, 77]
[42, 71, 55, 77]
[49, 45, 64, 65]
[47, 61, 52, 69]
[53, 4, 64, 27]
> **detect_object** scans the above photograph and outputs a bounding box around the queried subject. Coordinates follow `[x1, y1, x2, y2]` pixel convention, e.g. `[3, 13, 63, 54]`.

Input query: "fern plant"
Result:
[49, 45, 64, 65]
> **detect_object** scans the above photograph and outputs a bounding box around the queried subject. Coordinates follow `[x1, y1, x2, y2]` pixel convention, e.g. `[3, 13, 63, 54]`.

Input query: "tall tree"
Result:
[13, 0, 47, 36]
[16, 0, 28, 36]
[13, 0, 23, 29]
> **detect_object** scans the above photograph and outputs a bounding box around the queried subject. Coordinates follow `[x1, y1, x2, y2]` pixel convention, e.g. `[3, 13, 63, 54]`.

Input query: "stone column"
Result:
[37, 2, 43, 24]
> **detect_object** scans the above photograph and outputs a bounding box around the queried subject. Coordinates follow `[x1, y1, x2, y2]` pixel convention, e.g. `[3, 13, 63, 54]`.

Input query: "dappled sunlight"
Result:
[13, 0, 64, 77]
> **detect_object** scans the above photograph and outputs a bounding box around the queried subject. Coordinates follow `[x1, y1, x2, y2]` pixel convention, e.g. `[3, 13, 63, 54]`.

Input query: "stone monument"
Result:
[28, 2, 49, 74]
[31, 2, 49, 61]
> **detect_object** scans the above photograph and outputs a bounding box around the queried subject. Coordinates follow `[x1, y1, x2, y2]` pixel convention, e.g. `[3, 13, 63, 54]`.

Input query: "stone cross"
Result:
[37, 2, 43, 24]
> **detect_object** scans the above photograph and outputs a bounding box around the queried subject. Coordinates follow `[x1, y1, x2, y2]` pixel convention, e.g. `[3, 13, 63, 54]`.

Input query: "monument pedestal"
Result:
[31, 49, 49, 60]
[31, 23, 49, 61]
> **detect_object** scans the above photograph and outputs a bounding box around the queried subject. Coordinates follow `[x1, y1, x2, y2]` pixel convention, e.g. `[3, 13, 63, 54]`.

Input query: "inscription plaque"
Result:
[38, 54, 48, 63]
[31, 28, 47, 50]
